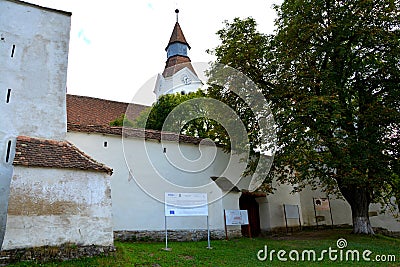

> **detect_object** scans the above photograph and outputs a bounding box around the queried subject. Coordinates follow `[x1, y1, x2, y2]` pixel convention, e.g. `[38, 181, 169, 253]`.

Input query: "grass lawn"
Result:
[9, 229, 400, 266]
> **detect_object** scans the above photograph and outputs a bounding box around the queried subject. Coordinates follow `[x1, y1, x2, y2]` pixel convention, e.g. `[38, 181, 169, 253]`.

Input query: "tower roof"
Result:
[162, 55, 197, 77]
[165, 22, 191, 50]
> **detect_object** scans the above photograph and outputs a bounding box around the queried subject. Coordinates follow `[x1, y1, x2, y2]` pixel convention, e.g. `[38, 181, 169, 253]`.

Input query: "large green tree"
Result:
[209, 0, 400, 234]
[133, 90, 228, 140]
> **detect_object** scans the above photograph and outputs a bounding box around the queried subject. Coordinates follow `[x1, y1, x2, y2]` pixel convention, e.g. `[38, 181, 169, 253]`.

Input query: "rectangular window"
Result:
[5, 140, 11, 163]
[6, 89, 11, 103]
[11, 45, 15, 58]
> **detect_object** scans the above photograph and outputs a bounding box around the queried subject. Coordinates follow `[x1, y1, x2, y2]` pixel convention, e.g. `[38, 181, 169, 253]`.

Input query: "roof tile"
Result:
[166, 22, 190, 50]
[67, 94, 148, 127]
[67, 123, 214, 146]
[162, 55, 197, 78]
[13, 136, 113, 175]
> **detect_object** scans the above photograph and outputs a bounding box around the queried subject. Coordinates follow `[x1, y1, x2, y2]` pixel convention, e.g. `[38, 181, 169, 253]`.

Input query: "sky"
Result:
[26, 0, 281, 105]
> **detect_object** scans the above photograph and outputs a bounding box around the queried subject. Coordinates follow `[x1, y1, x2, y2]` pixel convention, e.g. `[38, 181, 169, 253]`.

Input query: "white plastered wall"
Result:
[0, 0, 70, 140]
[264, 180, 302, 230]
[67, 131, 400, 233]
[2, 167, 113, 250]
[67, 131, 307, 234]
[0, 0, 71, 249]
[300, 185, 400, 232]
[66, 131, 249, 232]
[369, 202, 400, 231]
[299, 186, 352, 227]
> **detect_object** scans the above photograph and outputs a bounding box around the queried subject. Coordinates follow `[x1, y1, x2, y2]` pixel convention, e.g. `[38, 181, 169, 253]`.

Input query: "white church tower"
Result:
[154, 9, 202, 98]
[0, 0, 71, 246]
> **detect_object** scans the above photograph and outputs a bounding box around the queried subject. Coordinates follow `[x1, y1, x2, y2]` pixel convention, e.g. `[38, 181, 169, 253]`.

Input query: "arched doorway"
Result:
[239, 193, 261, 237]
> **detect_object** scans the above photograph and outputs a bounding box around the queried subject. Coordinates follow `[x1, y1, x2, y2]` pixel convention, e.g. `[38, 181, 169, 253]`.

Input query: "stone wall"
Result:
[114, 229, 242, 242]
[0, 244, 115, 265]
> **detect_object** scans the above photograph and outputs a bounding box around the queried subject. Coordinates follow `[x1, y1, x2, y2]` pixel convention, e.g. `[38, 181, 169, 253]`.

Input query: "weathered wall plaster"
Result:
[2, 167, 113, 250]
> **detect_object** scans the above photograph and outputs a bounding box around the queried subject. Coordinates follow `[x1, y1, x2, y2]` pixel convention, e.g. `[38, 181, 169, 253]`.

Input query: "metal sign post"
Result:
[207, 216, 211, 249]
[328, 196, 334, 228]
[283, 204, 301, 233]
[224, 210, 250, 239]
[313, 197, 334, 228]
[223, 209, 228, 240]
[163, 216, 171, 251]
[313, 197, 318, 228]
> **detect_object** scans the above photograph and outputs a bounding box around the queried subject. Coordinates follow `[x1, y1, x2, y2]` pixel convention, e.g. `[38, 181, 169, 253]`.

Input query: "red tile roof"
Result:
[166, 22, 191, 50]
[162, 55, 197, 78]
[13, 136, 112, 174]
[66, 95, 215, 146]
[67, 124, 214, 146]
[66, 94, 148, 127]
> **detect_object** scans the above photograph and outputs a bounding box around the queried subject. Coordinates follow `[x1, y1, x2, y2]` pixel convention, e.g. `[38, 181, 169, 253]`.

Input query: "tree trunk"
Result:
[351, 204, 374, 235]
[340, 186, 375, 235]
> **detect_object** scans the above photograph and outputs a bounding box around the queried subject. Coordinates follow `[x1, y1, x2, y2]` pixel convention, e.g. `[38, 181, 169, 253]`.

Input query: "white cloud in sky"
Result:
[25, 0, 281, 105]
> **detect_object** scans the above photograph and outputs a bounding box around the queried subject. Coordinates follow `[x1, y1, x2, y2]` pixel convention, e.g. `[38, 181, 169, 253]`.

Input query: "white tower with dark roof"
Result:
[153, 9, 202, 99]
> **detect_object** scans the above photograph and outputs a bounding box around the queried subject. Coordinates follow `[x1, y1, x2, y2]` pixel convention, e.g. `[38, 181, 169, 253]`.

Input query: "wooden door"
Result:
[239, 194, 261, 237]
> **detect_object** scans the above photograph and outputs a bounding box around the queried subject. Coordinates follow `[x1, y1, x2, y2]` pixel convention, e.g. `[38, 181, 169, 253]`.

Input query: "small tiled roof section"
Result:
[162, 55, 197, 78]
[166, 22, 191, 50]
[67, 94, 148, 127]
[13, 136, 112, 175]
[211, 176, 240, 192]
[67, 123, 215, 146]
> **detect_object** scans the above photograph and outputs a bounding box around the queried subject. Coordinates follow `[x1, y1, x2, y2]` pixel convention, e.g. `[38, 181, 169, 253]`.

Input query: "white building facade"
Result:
[0, 0, 113, 251]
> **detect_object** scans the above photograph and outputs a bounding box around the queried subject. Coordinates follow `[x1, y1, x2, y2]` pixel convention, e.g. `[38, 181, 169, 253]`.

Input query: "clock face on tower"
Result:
[181, 74, 192, 85]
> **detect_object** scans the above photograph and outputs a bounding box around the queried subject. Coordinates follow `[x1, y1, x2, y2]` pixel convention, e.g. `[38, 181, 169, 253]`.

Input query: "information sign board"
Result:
[225, 210, 249, 225]
[165, 192, 208, 217]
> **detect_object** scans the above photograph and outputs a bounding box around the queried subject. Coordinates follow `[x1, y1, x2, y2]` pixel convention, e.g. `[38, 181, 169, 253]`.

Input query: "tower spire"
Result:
[175, 9, 179, 22]
[154, 9, 203, 98]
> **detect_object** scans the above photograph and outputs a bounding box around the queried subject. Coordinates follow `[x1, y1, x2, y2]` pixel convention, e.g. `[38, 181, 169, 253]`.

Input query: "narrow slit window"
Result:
[5, 140, 11, 163]
[11, 45, 15, 58]
[103, 141, 108, 148]
[6, 89, 11, 103]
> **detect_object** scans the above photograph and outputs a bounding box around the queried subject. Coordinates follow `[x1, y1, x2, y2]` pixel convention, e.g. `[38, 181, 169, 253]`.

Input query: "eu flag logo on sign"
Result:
[170, 210, 175, 214]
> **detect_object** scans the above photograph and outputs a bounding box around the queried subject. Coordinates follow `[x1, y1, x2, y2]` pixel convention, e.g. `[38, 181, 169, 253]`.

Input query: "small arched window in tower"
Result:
[181, 91, 185, 95]
[5, 140, 12, 163]
[6, 89, 11, 103]
[103, 141, 108, 148]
